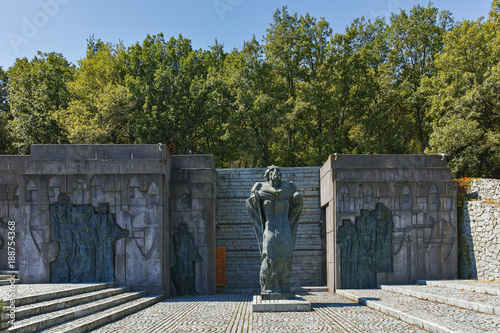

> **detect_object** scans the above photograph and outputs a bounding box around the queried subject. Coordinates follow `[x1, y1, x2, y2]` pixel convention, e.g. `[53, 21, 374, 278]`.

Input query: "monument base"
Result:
[261, 291, 296, 300]
[252, 295, 311, 312]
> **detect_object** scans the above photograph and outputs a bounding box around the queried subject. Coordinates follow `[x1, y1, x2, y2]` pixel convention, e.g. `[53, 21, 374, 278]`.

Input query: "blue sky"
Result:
[0, 0, 495, 69]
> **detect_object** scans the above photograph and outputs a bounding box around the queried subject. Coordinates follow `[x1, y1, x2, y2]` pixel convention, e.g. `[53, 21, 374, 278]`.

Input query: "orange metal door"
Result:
[216, 247, 226, 287]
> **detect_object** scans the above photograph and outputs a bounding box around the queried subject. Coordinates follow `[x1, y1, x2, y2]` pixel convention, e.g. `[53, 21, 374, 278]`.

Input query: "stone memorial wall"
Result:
[0, 147, 464, 295]
[0, 145, 217, 297]
[321, 154, 457, 291]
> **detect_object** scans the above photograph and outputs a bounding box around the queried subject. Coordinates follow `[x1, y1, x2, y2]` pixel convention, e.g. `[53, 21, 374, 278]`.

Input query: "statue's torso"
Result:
[254, 182, 296, 258]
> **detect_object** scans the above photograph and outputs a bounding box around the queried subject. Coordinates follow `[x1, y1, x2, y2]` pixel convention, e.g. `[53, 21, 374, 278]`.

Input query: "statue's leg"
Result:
[260, 254, 270, 292]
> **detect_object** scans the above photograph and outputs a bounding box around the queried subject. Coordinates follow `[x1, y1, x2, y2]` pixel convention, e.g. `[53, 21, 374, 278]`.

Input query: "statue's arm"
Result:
[289, 186, 303, 232]
[246, 183, 264, 253]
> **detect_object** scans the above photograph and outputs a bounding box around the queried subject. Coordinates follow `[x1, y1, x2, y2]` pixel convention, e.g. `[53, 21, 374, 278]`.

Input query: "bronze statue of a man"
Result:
[246, 165, 303, 299]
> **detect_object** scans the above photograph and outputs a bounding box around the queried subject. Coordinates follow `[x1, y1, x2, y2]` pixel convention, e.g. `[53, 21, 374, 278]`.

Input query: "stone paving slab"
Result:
[338, 288, 500, 333]
[90, 291, 424, 332]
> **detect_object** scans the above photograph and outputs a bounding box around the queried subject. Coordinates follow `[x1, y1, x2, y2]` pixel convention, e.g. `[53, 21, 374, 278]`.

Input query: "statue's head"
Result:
[178, 223, 188, 234]
[83, 206, 95, 216]
[342, 219, 354, 229]
[264, 165, 282, 182]
[98, 203, 109, 213]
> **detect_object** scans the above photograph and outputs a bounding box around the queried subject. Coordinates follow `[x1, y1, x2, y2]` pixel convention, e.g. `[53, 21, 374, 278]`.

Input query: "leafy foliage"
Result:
[8, 52, 74, 153]
[1, 2, 499, 177]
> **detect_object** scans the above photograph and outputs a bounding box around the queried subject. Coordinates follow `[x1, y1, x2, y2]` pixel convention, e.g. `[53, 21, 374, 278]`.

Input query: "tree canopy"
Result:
[1, 2, 499, 178]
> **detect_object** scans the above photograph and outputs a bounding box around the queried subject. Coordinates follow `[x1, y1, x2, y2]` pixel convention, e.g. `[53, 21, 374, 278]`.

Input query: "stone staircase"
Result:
[0, 272, 20, 286]
[338, 280, 500, 333]
[6, 283, 162, 333]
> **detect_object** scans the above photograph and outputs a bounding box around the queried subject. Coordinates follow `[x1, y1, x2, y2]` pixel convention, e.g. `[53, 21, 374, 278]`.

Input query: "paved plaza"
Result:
[90, 291, 424, 332]
[4, 280, 500, 332]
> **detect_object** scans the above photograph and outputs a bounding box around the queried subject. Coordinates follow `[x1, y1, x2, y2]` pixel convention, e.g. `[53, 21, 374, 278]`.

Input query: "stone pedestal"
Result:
[252, 295, 311, 312]
[261, 291, 295, 301]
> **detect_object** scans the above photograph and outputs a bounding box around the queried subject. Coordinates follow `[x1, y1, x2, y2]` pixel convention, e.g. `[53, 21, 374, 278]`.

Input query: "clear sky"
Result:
[0, 0, 495, 69]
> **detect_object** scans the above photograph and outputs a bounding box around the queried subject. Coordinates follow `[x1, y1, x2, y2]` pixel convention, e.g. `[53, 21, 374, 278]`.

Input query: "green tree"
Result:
[223, 37, 280, 167]
[264, 7, 334, 166]
[0, 66, 11, 154]
[8, 52, 74, 153]
[328, 17, 398, 155]
[185, 42, 237, 166]
[56, 38, 133, 143]
[125, 34, 211, 153]
[426, 0, 500, 177]
[387, 4, 453, 151]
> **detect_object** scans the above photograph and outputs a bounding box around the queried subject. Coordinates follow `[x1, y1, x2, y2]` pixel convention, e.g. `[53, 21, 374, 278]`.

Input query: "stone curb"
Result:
[381, 285, 500, 315]
[336, 290, 455, 333]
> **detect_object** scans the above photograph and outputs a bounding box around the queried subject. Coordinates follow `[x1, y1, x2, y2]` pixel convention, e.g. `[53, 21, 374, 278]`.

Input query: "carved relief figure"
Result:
[246, 165, 303, 297]
[170, 223, 203, 295]
[337, 219, 358, 289]
[94, 203, 129, 282]
[50, 194, 75, 282]
[50, 195, 128, 283]
[0, 218, 8, 249]
[338, 203, 393, 289]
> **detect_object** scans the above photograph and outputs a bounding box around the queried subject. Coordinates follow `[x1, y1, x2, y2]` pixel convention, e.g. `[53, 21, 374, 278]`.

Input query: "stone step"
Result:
[13, 283, 114, 306]
[419, 279, 500, 296]
[40, 295, 162, 333]
[9, 290, 146, 333]
[14, 287, 130, 320]
[380, 284, 500, 315]
[337, 288, 500, 333]
[0, 275, 13, 279]
[295, 286, 329, 293]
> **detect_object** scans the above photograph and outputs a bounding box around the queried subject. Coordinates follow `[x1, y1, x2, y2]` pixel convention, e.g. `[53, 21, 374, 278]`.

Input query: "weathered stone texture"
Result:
[469, 179, 500, 203]
[459, 179, 500, 281]
[216, 167, 323, 289]
[0, 145, 218, 298]
[321, 154, 457, 292]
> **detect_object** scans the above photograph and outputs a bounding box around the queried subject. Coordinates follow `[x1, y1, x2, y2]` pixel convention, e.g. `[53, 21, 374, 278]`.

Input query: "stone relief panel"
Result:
[48, 177, 61, 204]
[122, 176, 163, 287]
[339, 185, 351, 213]
[337, 180, 457, 287]
[15, 173, 164, 286]
[50, 195, 128, 283]
[171, 223, 204, 295]
[169, 182, 213, 295]
[338, 203, 393, 289]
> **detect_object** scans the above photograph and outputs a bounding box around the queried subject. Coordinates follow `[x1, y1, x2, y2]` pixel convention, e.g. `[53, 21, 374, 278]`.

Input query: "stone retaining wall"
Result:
[469, 179, 500, 203]
[459, 179, 500, 281]
[216, 167, 324, 288]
